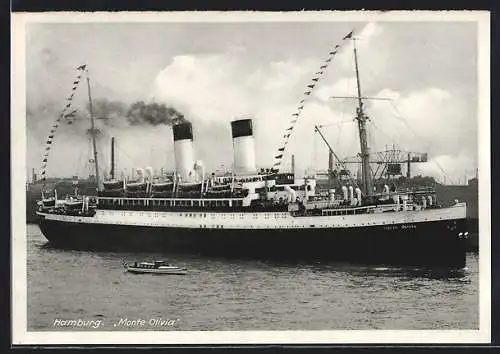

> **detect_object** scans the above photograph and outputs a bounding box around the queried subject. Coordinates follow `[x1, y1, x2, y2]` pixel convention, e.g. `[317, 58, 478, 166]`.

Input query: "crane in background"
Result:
[314, 124, 429, 190]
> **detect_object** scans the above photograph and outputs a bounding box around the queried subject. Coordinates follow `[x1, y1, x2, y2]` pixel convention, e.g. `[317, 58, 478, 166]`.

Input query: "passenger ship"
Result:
[36, 33, 468, 268]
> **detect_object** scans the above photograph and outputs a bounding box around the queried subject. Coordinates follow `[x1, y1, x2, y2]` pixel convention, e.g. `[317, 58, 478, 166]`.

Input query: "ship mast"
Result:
[85, 69, 101, 191]
[110, 136, 115, 180]
[353, 38, 373, 197]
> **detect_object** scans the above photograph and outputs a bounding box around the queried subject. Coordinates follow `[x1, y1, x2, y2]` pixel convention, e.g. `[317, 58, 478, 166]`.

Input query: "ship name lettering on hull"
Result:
[383, 224, 416, 231]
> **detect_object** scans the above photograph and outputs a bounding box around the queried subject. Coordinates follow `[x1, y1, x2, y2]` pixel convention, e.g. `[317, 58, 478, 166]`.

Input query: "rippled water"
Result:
[26, 224, 478, 331]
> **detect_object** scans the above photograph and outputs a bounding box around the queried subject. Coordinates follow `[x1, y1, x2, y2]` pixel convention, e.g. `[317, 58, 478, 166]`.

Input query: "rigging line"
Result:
[96, 129, 150, 170]
[74, 144, 86, 178]
[96, 128, 167, 175]
[334, 77, 351, 154]
[388, 100, 452, 184]
[272, 28, 356, 172]
[369, 120, 394, 145]
[312, 128, 318, 172]
[388, 101, 421, 140]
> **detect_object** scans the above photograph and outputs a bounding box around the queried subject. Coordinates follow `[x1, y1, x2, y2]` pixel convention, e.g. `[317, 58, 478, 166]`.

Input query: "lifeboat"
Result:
[41, 197, 56, 207]
[63, 196, 84, 209]
[151, 179, 174, 192]
[208, 183, 231, 191]
[103, 179, 124, 190]
[126, 181, 147, 191]
[178, 182, 203, 191]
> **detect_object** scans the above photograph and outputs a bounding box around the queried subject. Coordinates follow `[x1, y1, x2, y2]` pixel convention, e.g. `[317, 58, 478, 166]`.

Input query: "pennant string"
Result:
[271, 30, 355, 173]
[40, 64, 86, 180]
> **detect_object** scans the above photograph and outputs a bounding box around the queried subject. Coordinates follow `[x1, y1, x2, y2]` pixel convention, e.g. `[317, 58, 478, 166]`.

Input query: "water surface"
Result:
[27, 224, 479, 331]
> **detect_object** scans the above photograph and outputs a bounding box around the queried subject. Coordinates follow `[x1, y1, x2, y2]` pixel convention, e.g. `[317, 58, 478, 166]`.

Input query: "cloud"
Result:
[368, 87, 476, 159]
[315, 77, 357, 102]
[149, 42, 477, 181]
[357, 22, 382, 44]
[152, 52, 322, 171]
[414, 154, 477, 184]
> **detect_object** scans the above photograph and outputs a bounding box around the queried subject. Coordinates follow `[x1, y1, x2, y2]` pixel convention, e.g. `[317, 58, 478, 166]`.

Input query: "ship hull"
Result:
[38, 216, 467, 268]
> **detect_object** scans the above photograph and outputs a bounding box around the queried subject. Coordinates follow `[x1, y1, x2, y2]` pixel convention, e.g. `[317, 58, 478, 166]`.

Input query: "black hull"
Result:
[38, 217, 467, 268]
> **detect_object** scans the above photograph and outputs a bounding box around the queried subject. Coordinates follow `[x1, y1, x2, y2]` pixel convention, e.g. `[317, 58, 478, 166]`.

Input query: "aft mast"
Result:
[85, 68, 101, 191]
[353, 38, 373, 198]
[110, 136, 115, 180]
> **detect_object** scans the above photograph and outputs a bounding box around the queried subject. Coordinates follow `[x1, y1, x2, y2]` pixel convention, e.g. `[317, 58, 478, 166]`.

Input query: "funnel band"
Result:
[173, 123, 193, 141]
[231, 119, 253, 138]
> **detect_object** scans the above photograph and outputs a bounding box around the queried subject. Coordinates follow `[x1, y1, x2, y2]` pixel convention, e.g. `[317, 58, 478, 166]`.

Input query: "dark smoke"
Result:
[82, 99, 187, 127]
[89, 98, 128, 121]
[126, 101, 187, 126]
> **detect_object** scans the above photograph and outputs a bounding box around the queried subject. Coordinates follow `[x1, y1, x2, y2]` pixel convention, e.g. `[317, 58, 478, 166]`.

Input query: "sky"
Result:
[25, 19, 479, 184]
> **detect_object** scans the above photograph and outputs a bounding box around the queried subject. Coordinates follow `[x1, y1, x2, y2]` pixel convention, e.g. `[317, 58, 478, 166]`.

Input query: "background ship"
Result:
[26, 171, 97, 223]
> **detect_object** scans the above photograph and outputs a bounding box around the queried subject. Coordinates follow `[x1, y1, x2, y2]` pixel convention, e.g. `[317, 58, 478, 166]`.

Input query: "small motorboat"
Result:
[122, 260, 187, 275]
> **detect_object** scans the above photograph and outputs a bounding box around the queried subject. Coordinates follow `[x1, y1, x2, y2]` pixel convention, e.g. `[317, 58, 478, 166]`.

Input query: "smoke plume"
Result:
[126, 101, 187, 126]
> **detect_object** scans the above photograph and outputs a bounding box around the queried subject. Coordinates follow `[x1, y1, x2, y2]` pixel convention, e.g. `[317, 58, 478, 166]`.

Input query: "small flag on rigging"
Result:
[343, 31, 354, 40]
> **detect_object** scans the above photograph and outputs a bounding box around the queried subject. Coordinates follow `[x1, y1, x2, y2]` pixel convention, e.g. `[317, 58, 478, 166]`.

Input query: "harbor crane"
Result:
[314, 124, 428, 187]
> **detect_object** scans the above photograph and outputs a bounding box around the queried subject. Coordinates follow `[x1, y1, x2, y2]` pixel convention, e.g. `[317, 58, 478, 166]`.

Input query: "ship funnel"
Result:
[231, 118, 256, 174]
[173, 123, 195, 182]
